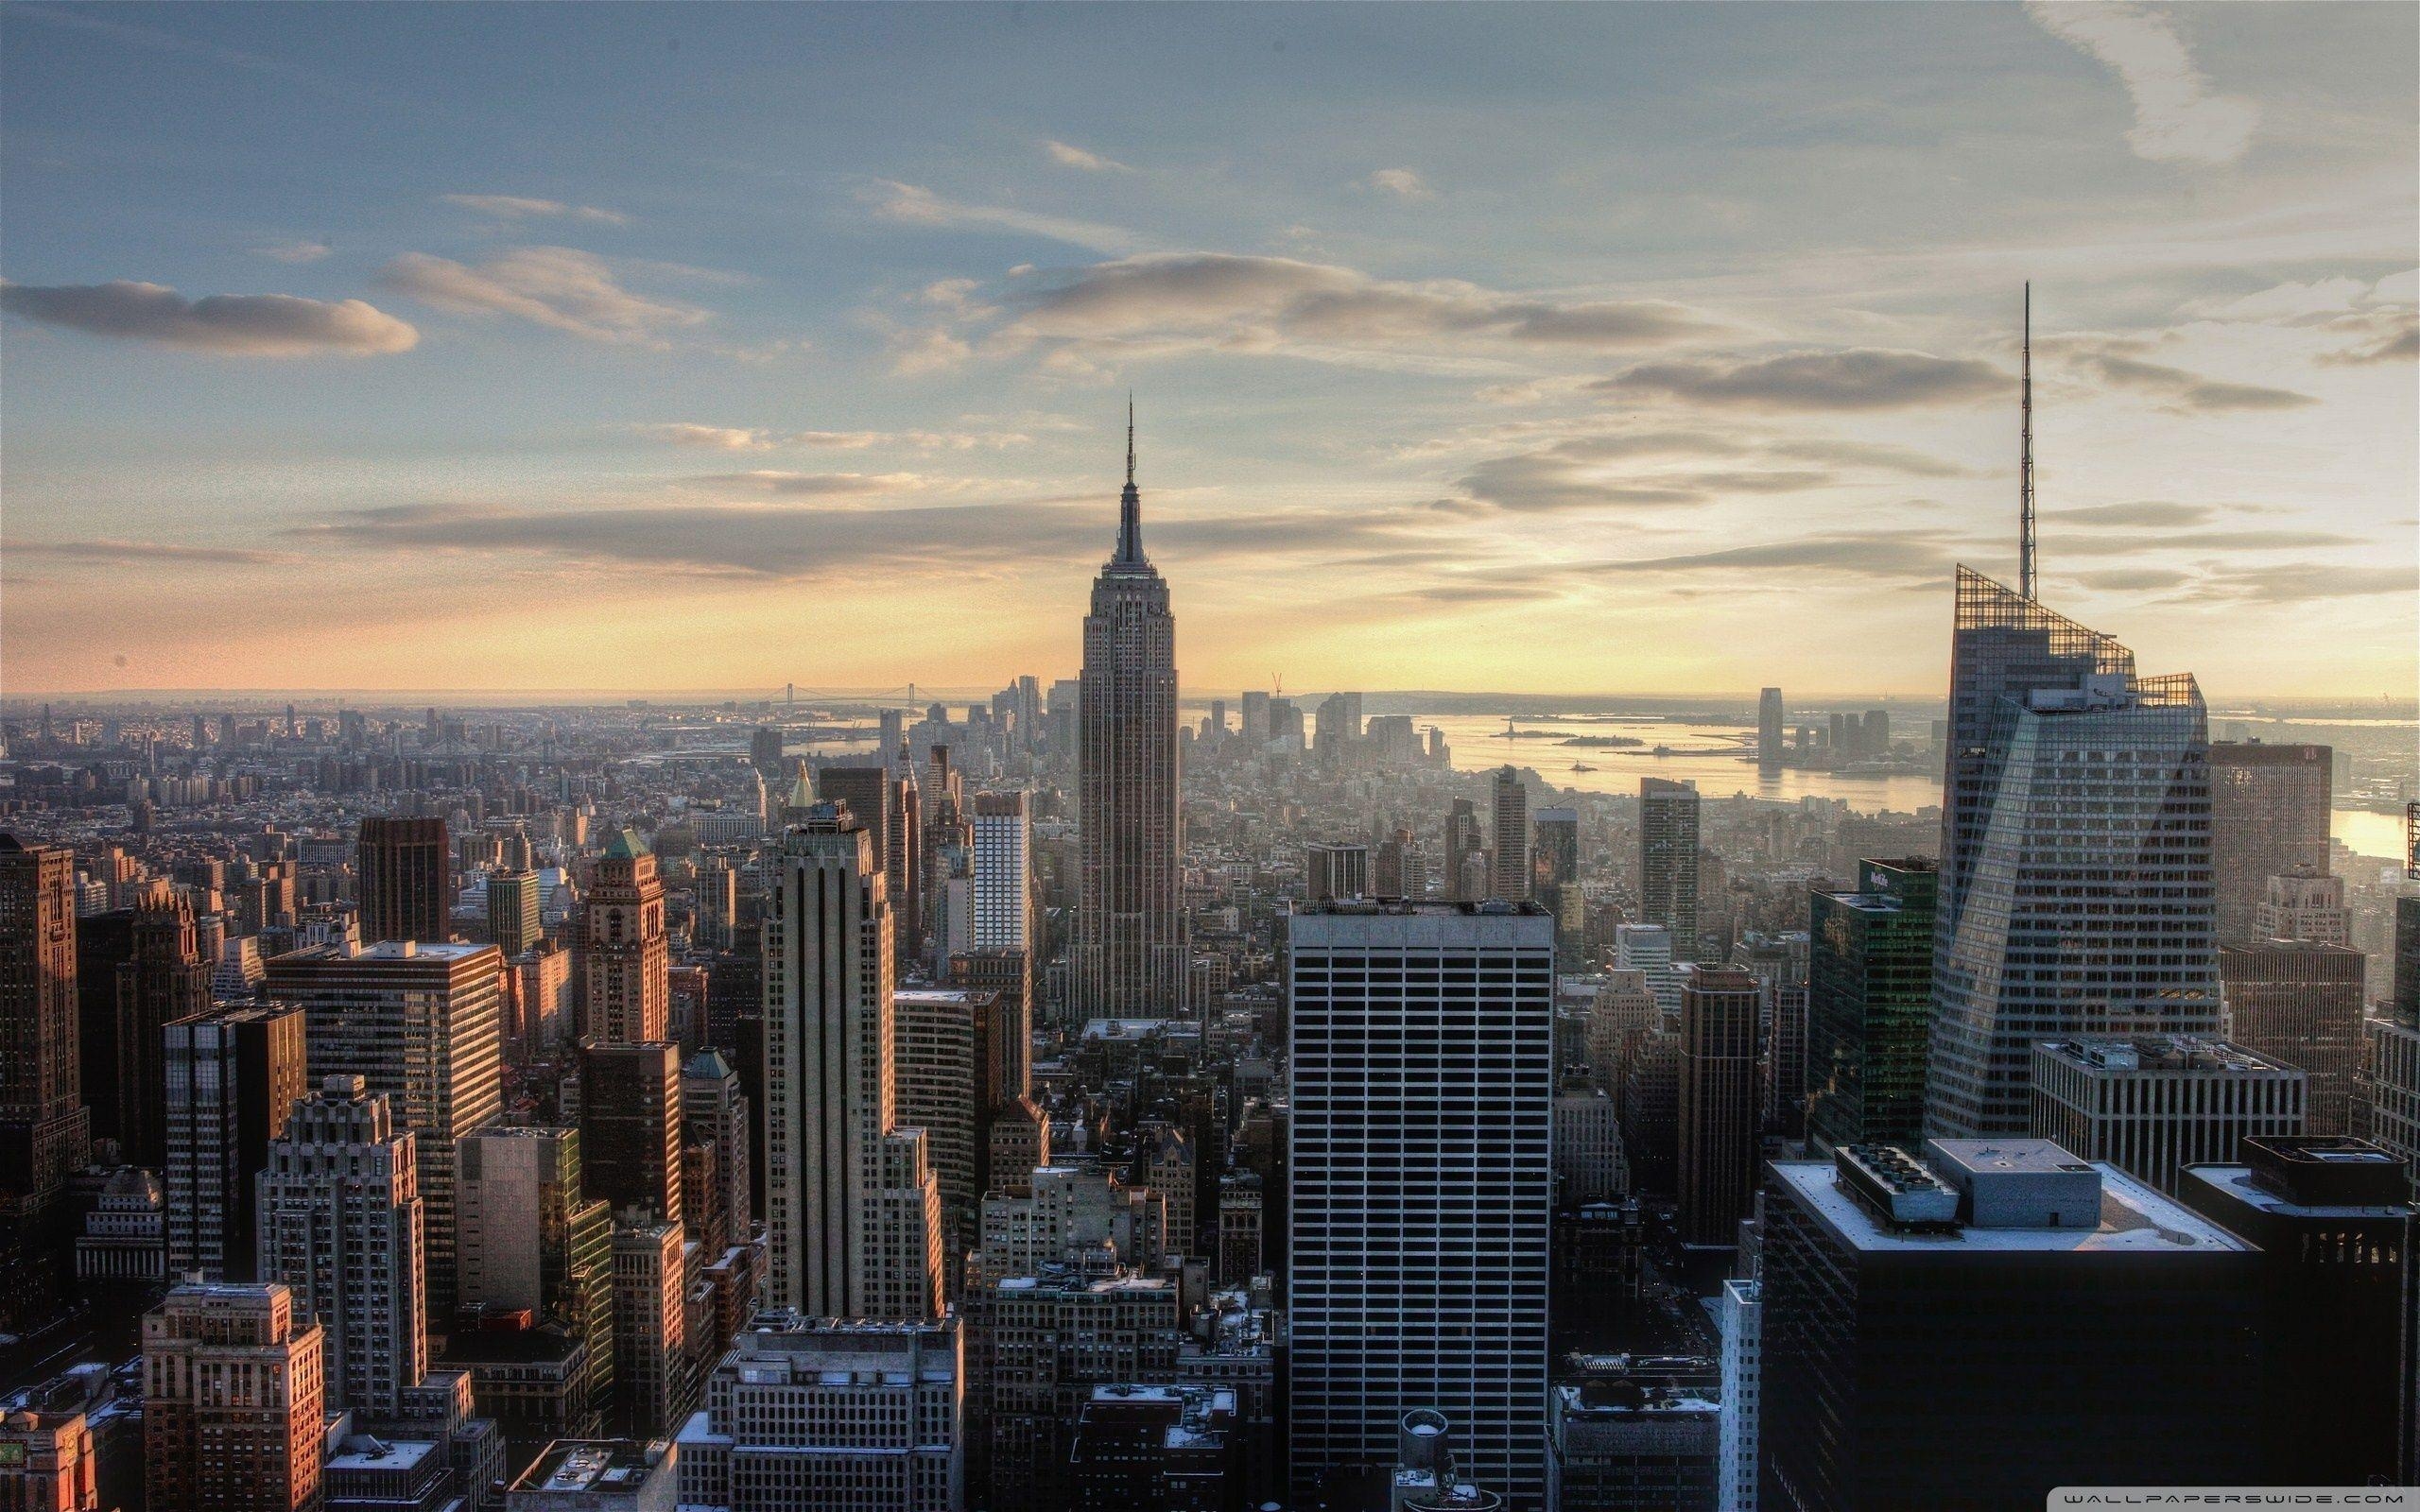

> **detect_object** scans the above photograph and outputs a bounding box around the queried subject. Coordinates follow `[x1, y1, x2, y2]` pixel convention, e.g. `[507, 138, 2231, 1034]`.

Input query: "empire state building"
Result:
[1074, 407, 1186, 1018]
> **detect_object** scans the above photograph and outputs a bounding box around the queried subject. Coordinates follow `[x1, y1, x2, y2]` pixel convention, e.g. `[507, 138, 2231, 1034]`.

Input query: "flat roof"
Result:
[2177, 1164, 2411, 1221]
[511, 1438, 665, 1494]
[1771, 1158, 2252, 1255]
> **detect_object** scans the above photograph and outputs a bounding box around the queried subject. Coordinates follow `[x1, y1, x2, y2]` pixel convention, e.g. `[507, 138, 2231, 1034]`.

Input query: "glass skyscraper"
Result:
[1927, 568, 2218, 1137]
[1806, 857, 1937, 1150]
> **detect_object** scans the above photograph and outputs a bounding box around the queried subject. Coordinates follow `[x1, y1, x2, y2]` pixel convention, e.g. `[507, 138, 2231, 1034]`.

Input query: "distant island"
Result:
[1558, 734, 1645, 747]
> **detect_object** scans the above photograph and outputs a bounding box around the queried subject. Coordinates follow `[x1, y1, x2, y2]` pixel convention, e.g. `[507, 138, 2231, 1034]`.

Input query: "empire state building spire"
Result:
[1115, 394, 1145, 565]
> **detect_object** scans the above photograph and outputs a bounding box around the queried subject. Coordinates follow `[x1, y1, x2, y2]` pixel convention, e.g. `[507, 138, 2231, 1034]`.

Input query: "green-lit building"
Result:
[1806, 858, 1937, 1150]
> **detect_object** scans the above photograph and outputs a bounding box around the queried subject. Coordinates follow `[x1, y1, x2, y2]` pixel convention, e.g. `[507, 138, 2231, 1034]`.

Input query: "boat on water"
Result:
[1570, 763, 1598, 772]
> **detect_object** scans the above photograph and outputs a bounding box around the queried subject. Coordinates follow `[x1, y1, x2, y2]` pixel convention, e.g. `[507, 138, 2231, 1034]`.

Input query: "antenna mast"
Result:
[2020, 283, 2036, 601]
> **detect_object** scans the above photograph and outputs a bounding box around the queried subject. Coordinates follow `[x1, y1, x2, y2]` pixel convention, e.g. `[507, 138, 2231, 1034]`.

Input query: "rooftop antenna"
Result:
[1115, 393, 1143, 563]
[1126, 391, 1136, 488]
[2020, 283, 2036, 601]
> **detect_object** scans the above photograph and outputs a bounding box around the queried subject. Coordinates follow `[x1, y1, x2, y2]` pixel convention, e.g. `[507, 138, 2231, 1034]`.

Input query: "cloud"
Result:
[699, 471, 925, 497]
[296, 500, 1097, 580]
[2319, 322, 2419, 367]
[2050, 501, 2224, 529]
[258, 239, 332, 265]
[1456, 435, 1843, 513]
[1366, 168, 1435, 202]
[892, 326, 976, 375]
[1002, 253, 1710, 359]
[378, 247, 707, 345]
[2027, 2, 2258, 165]
[631, 423, 1028, 453]
[632, 423, 775, 451]
[2068, 567, 2197, 593]
[6, 538, 297, 566]
[0, 279, 419, 355]
[1579, 530, 1962, 583]
[2067, 349, 2314, 411]
[1602, 349, 2006, 410]
[440, 193, 628, 225]
[865, 180, 1143, 254]
[1043, 140, 1132, 174]
[2176, 562, 2414, 604]
[2056, 528, 2365, 557]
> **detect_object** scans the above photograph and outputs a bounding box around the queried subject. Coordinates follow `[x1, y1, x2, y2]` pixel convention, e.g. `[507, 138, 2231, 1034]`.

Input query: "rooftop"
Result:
[1772, 1155, 2251, 1255]
[2037, 1036, 2299, 1076]
[510, 1438, 669, 1496]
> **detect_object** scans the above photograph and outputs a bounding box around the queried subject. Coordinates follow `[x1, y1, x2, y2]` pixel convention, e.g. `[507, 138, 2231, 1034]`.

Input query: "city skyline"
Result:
[4, 4, 2414, 699]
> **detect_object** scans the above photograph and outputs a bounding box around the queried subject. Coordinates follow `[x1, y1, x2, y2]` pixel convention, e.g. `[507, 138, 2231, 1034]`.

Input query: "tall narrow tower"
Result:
[2019, 283, 2036, 601]
[1074, 404, 1186, 1018]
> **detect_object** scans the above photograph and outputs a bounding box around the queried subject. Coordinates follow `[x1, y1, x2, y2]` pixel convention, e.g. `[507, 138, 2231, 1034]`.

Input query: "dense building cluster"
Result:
[1, 417, 2416, 1512]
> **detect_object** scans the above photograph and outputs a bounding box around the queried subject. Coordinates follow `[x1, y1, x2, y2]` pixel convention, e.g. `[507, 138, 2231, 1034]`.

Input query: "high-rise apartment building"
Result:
[1676, 964, 1762, 1247]
[1718, 1278, 1761, 1512]
[969, 791, 1033, 951]
[0, 836, 91, 1332]
[762, 802, 942, 1320]
[143, 1281, 326, 1512]
[893, 987, 1000, 1266]
[255, 1074, 425, 1414]
[2220, 940, 2366, 1135]
[357, 816, 450, 943]
[1639, 779, 1701, 961]
[2030, 1036, 2306, 1194]
[681, 1050, 751, 1259]
[610, 1219, 688, 1438]
[1927, 569, 2217, 1138]
[2208, 742, 2332, 947]
[1805, 859, 1936, 1151]
[1074, 419, 1185, 1020]
[676, 1312, 963, 1512]
[1531, 807, 1579, 905]
[488, 868, 543, 959]
[1760, 1141, 2262, 1508]
[1288, 901, 1555, 1507]
[579, 1040, 684, 1227]
[966, 1274, 1181, 1509]
[457, 1124, 614, 1416]
[268, 940, 506, 1325]
[164, 1003, 306, 1281]
[76, 888, 211, 1168]
[583, 830, 668, 1045]
[1304, 842, 1369, 903]
[1490, 765, 1530, 902]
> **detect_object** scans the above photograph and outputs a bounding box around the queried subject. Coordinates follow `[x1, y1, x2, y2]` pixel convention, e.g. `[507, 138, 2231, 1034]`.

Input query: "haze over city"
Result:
[3, 3, 2414, 696]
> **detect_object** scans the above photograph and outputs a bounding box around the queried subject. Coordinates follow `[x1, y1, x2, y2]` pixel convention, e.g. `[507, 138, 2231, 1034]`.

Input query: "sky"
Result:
[2, 2, 2413, 701]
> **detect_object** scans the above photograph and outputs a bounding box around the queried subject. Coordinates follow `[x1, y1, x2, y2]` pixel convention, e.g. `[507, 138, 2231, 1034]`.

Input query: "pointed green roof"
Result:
[603, 827, 650, 861]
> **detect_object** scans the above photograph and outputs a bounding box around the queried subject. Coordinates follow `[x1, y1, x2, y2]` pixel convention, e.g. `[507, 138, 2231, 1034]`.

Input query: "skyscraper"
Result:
[1676, 963, 1762, 1247]
[1805, 858, 1937, 1151]
[579, 1040, 684, 1226]
[164, 1003, 307, 1281]
[1491, 765, 1530, 902]
[1927, 568, 2217, 1137]
[2219, 940, 2366, 1135]
[255, 1074, 425, 1414]
[1760, 1141, 2262, 1508]
[76, 887, 211, 1168]
[456, 1124, 614, 1415]
[762, 802, 942, 1320]
[1304, 842, 1369, 902]
[357, 815, 450, 943]
[143, 1281, 326, 1512]
[0, 835, 91, 1332]
[584, 830, 668, 1045]
[1288, 901, 1555, 1506]
[1757, 688, 1785, 767]
[1074, 411, 1186, 1019]
[892, 987, 998, 1267]
[268, 939, 506, 1325]
[817, 765, 918, 971]
[1639, 779, 1701, 961]
[2207, 741, 2332, 946]
[683, 1049, 752, 1256]
[969, 791, 1033, 951]
[488, 868, 543, 959]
